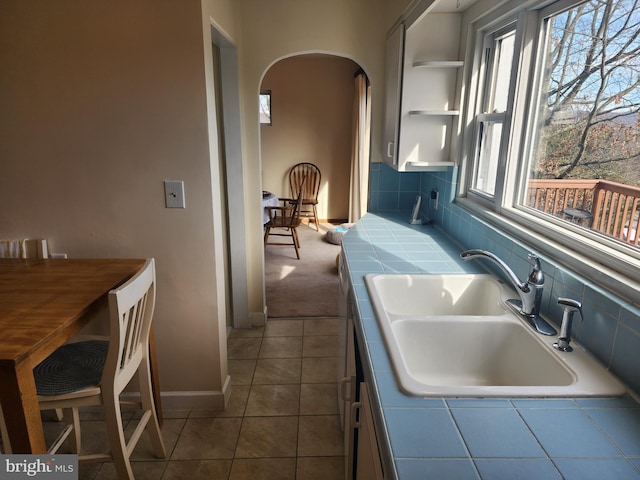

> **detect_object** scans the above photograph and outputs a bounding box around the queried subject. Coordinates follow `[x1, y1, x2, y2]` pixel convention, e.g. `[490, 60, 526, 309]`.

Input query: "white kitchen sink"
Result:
[365, 273, 626, 397]
[365, 273, 510, 317]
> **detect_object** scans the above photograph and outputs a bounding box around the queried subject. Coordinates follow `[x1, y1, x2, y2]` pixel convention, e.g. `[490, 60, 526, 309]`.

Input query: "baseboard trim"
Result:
[138, 375, 232, 411]
[250, 307, 267, 327]
[300, 218, 349, 225]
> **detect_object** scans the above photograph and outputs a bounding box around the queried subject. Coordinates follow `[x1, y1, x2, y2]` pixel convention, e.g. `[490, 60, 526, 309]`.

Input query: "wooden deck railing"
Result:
[526, 179, 640, 247]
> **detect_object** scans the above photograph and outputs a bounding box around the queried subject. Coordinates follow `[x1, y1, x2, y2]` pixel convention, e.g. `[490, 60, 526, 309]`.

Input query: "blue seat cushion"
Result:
[34, 340, 108, 396]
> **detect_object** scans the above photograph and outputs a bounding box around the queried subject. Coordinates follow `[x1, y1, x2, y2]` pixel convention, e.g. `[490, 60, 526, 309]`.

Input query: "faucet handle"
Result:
[558, 297, 583, 320]
[527, 254, 544, 285]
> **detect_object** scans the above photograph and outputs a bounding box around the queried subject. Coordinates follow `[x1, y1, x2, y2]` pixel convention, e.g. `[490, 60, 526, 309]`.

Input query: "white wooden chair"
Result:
[0, 238, 48, 259]
[32, 258, 166, 478]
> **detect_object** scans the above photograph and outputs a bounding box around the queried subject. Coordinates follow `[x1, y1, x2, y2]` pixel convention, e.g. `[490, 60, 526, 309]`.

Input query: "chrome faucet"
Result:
[553, 298, 583, 352]
[460, 249, 557, 336]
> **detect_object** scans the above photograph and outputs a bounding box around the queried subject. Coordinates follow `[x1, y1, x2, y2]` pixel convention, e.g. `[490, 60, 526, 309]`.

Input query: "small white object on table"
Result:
[262, 191, 279, 224]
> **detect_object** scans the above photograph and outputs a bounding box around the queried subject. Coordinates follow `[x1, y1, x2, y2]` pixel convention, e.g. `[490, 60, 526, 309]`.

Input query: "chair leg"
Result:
[103, 391, 135, 480]
[292, 228, 301, 259]
[0, 403, 11, 454]
[312, 205, 319, 231]
[138, 359, 166, 458]
[292, 228, 300, 248]
[264, 226, 271, 246]
[63, 408, 81, 454]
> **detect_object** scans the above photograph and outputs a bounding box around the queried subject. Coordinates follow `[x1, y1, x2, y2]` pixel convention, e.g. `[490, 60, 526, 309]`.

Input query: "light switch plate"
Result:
[164, 180, 185, 208]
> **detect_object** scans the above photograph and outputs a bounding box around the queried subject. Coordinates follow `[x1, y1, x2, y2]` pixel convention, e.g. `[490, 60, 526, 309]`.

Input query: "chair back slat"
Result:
[106, 258, 156, 391]
[0, 239, 48, 259]
[289, 163, 321, 202]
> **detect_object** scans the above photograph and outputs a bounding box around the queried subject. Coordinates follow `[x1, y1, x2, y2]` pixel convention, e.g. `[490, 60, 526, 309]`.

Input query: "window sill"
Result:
[456, 197, 640, 305]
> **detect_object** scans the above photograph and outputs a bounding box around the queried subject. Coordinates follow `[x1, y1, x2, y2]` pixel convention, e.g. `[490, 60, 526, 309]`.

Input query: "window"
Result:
[522, 0, 640, 247]
[259, 91, 272, 125]
[464, 0, 640, 272]
[471, 26, 516, 198]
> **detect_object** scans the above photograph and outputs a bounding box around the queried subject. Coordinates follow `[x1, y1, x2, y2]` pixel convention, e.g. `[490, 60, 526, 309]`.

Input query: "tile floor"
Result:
[34, 318, 346, 480]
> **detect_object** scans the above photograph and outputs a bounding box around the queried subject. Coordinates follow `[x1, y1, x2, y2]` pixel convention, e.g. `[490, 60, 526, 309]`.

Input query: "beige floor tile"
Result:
[264, 319, 304, 337]
[244, 384, 300, 416]
[229, 458, 296, 480]
[253, 358, 302, 384]
[228, 359, 257, 386]
[304, 318, 343, 336]
[227, 337, 262, 359]
[235, 416, 298, 458]
[72, 420, 112, 456]
[229, 326, 264, 338]
[93, 461, 168, 480]
[171, 417, 242, 460]
[296, 456, 345, 480]
[302, 356, 340, 383]
[130, 418, 186, 460]
[162, 410, 191, 420]
[303, 335, 341, 358]
[300, 383, 339, 415]
[259, 336, 303, 358]
[297, 415, 343, 457]
[161, 459, 232, 479]
[189, 385, 249, 418]
[78, 462, 103, 480]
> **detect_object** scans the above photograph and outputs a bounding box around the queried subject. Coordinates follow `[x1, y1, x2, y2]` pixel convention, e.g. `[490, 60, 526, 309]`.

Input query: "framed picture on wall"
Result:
[259, 90, 272, 125]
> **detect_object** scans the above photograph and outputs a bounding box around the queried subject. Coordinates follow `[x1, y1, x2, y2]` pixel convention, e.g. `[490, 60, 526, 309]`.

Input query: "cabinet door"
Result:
[340, 317, 357, 480]
[382, 23, 405, 168]
[355, 382, 384, 480]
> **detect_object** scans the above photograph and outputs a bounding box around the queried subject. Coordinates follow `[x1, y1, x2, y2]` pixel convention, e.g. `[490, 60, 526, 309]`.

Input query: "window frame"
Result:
[472, 24, 518, 199]
[458, 0, 640, 299]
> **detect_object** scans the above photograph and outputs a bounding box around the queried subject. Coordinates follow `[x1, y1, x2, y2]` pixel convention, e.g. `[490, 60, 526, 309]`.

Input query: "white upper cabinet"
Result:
[381, 23, 404, 168]
[383, 11, 463, 171]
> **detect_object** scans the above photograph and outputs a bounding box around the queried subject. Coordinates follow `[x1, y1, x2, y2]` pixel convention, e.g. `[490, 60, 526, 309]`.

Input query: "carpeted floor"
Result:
[265, 223, 343, 318]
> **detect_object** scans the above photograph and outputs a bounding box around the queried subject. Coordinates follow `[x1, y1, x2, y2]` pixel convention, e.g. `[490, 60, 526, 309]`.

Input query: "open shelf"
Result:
[412, 60, 464, 68]
[408, 109, 460, 116]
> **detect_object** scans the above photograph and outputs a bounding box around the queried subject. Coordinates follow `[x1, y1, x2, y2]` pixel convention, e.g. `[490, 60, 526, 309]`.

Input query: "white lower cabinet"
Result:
[339, 317, 357, 480]
[354, 382, 385, 480]
[340, 316, 385, 480]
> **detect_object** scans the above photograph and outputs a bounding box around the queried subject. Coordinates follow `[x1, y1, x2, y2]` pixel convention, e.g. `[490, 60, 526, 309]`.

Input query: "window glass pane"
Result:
[259, 91, 272, 125]
[522, 0, 640, 247]
[489, 31, 515, 113]
[473, 119, 503, 195]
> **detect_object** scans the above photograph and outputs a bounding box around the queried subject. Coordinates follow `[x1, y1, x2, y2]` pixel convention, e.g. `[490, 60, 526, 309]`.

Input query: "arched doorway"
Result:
[259, 53, 371, 318]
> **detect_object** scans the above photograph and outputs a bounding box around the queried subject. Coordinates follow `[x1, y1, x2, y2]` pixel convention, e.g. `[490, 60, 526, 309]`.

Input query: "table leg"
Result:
[149, 327, 163, 426]
[0, 362, 46, 453]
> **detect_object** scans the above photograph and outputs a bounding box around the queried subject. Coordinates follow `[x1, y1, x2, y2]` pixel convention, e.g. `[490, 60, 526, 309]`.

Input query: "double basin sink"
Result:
[365, 273, 626, 397]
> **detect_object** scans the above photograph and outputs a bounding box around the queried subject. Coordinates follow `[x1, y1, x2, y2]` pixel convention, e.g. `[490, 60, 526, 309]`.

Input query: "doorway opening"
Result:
[259, 53, 371, 318]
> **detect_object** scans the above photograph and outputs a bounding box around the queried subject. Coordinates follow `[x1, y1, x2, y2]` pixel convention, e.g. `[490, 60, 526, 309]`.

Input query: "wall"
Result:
[260, 55, 358, 222]
[237, 0, 392, 323]
[0, 0, 240, 409]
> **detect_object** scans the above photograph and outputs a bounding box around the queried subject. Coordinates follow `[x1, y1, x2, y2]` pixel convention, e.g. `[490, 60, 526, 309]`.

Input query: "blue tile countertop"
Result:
[341, 212, 640, 480]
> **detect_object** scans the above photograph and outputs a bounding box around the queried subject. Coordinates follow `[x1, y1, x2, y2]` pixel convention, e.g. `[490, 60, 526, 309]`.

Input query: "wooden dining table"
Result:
[0, 257, 154, 453]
